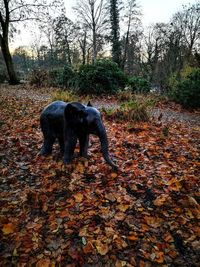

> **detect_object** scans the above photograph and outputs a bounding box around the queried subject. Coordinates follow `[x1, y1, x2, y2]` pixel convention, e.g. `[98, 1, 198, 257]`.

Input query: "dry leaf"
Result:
[2, 223, 15, 235]
[95, 240, 109, 255]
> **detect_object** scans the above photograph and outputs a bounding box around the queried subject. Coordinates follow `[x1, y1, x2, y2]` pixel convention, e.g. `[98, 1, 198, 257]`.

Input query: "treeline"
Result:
[0, 0, 200, 107]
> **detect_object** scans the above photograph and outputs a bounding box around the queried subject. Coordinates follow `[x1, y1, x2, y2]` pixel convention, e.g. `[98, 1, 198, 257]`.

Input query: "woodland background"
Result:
[0, 0, 200, 266]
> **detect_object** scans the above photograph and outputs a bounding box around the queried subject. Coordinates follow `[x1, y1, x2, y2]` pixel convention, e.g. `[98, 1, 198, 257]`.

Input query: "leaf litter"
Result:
[0, 92, 200, 266]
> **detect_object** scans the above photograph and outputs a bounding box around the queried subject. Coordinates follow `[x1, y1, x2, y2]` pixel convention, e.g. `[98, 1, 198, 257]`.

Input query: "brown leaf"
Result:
[95, 240, 109, 255]
[117, 204, 129, 212]
[36, 259, 51, 267]
[153, 194, 169, 206]
[2, 223, 15, 235]
[74, 192, 84, 202]
[83, 241, 94, 254]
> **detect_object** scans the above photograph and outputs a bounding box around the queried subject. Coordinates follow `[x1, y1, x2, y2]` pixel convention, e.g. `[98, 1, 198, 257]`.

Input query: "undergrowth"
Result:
[102, 96, 156, 122]
[51, 90, 77, 102]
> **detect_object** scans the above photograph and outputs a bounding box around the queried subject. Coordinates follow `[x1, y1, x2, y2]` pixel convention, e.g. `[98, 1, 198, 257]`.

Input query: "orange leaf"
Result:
[60, 210, 69, 218]
[74, 192, 83, 202]
[36, 259, 50, 267]
[83, 241, 94, 254]
[168, 250, 178, 258]
[163, 233, 173, 242]
[114, 212, 126, 221]
[153, 194, 168, 206]
[2, 223, 15, 235]
[163, 152, 171, 159]
[177, 155, 186, 163]
[75, 163, 85, 173]
[127, 234, 138, 241]
[144, 216, 163, 228]
[105, 193, 116, 202]
[95, 240, 109, 255]
[79, 227, 88, 237]
[110, 172, 118, 179]
[113, 235, 128, 249]
[155, 251, 164, 263]
[118, 204, 129, 212]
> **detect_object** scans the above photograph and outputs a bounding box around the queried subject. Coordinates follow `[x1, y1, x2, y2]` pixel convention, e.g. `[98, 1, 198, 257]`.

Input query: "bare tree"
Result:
[121, 0, 141, 70]
[53, 15, 77, 65]
[73, 0, 108, 63]
[0, 0, 61, 84]
[171, 2, 200, 60]
[77, 24, 92, 65]
[141, 23, 172, 85]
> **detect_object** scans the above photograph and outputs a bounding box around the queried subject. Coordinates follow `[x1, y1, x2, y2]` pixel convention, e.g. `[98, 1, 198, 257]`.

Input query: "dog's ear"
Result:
[87, 101, 93, 107]
[64, 102, 86, 120]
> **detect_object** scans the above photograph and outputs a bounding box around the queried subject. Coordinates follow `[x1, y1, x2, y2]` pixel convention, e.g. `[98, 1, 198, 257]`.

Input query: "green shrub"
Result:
[28, 69, 48, 87]
[48, 66, 76, 88]
[167, 65, 197, 90]
[171, 68, 200, 108]
[63, 65, 77, 88]
[48, 68, 63, 87]
[77, 60, 127, 95]
[128, 76, 151, 93]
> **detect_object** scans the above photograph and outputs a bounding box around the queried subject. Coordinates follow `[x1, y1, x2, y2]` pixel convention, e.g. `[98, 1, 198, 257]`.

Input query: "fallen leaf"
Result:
[74, 192, 83, 202]
[83, 241, 94, 254]
[110, 172, 118, 179]
[36, 259, 50, 267]
[118, 204, 129, 212]
[153, 194, 169, 206]
[2, 223, 15, 235]
[127, 234, 138, 241]
[95, 240, 109, 255]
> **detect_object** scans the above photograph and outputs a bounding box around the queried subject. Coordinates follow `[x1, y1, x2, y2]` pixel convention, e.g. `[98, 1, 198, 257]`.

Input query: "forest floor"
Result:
[1, 83, 200, 126]
[0, 84, 200, 266]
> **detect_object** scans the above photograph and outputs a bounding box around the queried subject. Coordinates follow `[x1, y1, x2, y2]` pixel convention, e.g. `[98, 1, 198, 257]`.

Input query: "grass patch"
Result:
[51, 90, 78, 102]
[117, 90, 134, 102]
[105, 101, 149, 122]
[102, 100, 150, 122]
[103, 93, 157, 122]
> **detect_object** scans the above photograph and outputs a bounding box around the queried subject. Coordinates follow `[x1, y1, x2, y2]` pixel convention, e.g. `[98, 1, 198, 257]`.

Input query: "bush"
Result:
[28, 69, 48, 87]
[63, 65, 77, 88]
[48, 66, 76, 88]
[48, 69, 63, 87]
[128, 76, 151, 93]
[77, 60, 127, 95]
[167, 65, 196, 90]
[171, 68, 200, 108]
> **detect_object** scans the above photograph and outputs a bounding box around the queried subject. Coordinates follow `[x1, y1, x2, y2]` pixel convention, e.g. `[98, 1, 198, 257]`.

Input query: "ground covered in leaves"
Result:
[0, 87, 200, 266]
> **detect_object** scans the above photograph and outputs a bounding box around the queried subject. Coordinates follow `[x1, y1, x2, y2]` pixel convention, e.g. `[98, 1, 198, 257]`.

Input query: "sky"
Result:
[11, 0, 192, 49]
[65, 0, 191, 24]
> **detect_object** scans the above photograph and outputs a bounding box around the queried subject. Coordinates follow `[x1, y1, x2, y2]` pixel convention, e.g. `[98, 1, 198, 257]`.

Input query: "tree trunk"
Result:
[121, 19, 130, 70]
[0, 36, 19, 84]
[92, 29, 97, 63]
[82, 31, 87, 65]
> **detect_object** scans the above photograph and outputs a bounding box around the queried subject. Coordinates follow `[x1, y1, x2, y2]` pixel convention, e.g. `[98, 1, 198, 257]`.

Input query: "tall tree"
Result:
[109, 0, 121, 65]
[54, 15, 76, 65]
[77, 25, 91, 65]
[171, 2, 200, 61]
[121, 0, 141, 70]
[0, 0, 60, 84]
[74, 0, 108, 63]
